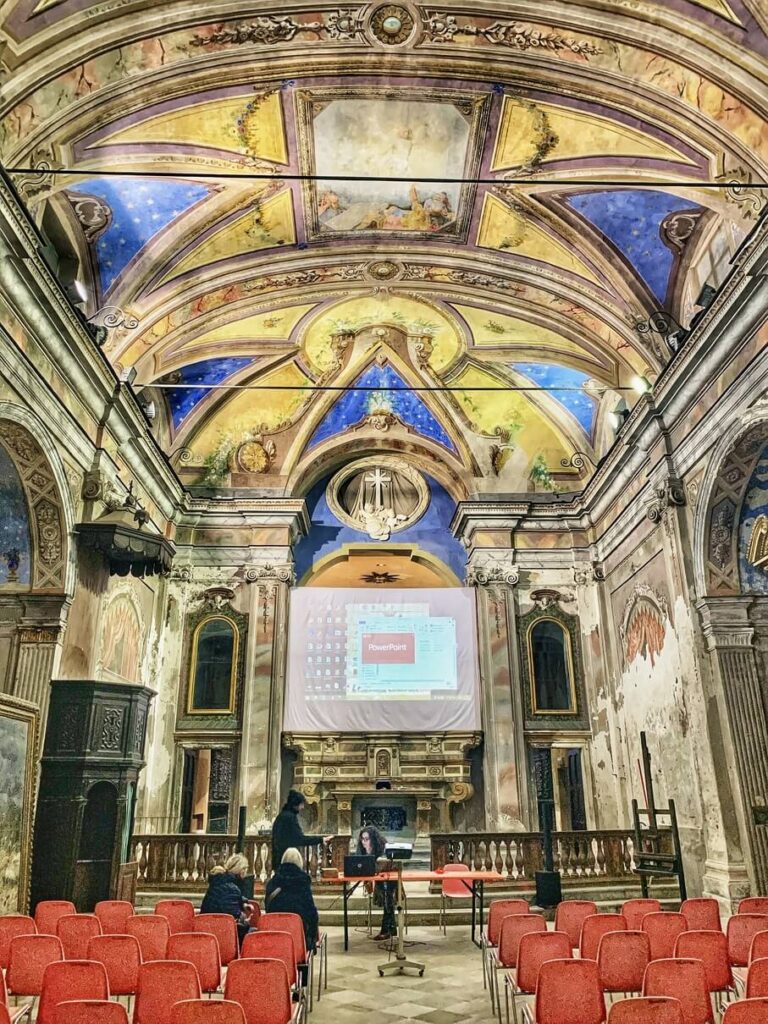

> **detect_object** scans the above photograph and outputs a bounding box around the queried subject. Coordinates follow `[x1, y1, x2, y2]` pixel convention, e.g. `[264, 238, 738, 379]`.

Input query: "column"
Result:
[698, 597, 768, 896]
[11, 596, 68, 732]
[239, 563, 293, 829]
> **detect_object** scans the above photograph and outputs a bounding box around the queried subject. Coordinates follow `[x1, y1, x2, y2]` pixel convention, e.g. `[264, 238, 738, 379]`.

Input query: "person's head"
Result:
[224, 853, 249, 879]
[281, 847, 304, 869]
[209, 865, 226, 877]
[284, 789, 305, 814]
[358, 825, 385, 856]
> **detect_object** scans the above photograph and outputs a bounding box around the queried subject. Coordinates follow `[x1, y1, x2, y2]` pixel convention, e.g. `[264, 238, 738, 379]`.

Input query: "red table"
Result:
[334, 869, 504, 950]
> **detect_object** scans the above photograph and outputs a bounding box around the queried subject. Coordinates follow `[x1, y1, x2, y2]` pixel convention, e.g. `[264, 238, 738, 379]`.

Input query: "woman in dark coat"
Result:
[264, 847, 319, 955]
[357, 825, 396, 940]
[200, 853, 252, 945]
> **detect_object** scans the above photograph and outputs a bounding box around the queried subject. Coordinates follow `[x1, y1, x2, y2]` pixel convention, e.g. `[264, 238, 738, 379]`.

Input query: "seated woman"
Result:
[358, 825, 396, 941]
[264, 847, 319, 956]
[200, 852, 252, 945]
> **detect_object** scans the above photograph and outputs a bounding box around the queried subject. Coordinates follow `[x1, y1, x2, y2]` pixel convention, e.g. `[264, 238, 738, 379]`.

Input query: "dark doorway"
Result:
[181, 750, 197, 832]
[74, 782, 118, 910]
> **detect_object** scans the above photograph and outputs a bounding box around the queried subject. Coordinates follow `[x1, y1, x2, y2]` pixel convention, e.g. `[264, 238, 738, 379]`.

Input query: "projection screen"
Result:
[283, 587, 480, 732]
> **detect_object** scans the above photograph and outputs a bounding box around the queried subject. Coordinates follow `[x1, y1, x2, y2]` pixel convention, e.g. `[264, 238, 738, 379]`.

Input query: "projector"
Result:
[384, 842, 413, 861]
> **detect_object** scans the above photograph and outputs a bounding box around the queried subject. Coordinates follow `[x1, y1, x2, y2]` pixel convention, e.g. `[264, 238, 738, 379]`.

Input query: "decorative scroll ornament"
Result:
[422, 12, 602, 57]
[646, 476, 686, 524]
[560, 452, 596, 472]
[660, 209, 703, 254]
[191, 10, 361, 47]
[573, 563, 605, 585]
[716, 162, 767, 220]
[242, 563, 295, 584]
[65, 190, 112, 243]
[86, 306, 139, 332]
[634, 310, 687, 359]
[13, 146, 61, 202]
[465, 562, 519, 586]
[200, 586, 236, 610]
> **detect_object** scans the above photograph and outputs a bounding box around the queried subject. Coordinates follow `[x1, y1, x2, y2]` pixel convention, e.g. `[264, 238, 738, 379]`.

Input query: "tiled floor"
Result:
[312, 925, 500, 1024]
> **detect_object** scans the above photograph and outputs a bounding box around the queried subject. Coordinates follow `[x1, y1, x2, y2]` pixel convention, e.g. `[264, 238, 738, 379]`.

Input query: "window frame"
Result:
[186, 614, 240, 716]
[526, 615, 578, 716]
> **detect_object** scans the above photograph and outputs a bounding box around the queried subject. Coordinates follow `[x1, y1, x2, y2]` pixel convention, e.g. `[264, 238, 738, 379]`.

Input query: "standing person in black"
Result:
[271, 789, 332, 869]
[358, 824, 397, 940]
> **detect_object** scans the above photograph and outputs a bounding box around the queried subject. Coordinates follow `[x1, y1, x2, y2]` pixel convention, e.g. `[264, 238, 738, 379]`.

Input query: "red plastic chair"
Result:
[607, 998, 684, 1023]
[621, 898, 662, 930]
[241, 931, 298, 991]
[193, 915, 238, 966]
[258, 913, 314, 1008]
[37, 960, 109, 1024]
[533, 958, 605, 1024]
[439, 863, 471, 934]
[488, 914, 547, 1013]
[155, 900, 196, 935]
[675, 930, 733, 994]
[34, 902, 76, 937]
[0, 968, 32, 1023]
[506, 931, 572, 1024]
[750, 930, 768, 963]
[680, 899, 721, 932]
[134, 961, 202, 1024]
[224, 958, 298, 1024]
[56, 915, 102, 959]
[482, 898, 531, 993]
[94, 902, 134, 935]
[86, 934, 142, 996]
[739, 898, 768, 916]
[579, 914, 627, 960]
[54, 1002, 128, 1024]
[642, 958, 714, 1024]
[0, 916, 36, 970]
[167, 933, 221, 994]
[554, 900, 598, 949]
[642, 913, 688, 960]
[727, 914, 768, 967]
[170, 1001, 246, 1024]
[597, 931, 651, 995]
[722, 999, 768, 1022]
[746, 956, 768, 997]
[7, 934, 64, 996]
[126, 914, 170, 963]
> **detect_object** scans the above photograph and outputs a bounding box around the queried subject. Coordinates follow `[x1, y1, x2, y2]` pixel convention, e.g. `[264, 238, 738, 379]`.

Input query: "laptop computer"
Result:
[344, 854, 377, 877]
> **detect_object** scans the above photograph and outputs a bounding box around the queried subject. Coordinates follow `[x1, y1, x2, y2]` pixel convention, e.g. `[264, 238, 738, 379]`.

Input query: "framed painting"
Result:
[0, 695, 39, 912]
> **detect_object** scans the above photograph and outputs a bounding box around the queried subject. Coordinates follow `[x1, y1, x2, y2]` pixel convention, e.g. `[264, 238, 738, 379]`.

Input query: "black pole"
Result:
[236, 805, 247, 853]
[533, 751, 562, 909]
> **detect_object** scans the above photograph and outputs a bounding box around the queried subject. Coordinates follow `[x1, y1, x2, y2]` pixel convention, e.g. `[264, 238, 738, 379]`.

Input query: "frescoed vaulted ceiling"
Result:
[2, 0, 767, 496]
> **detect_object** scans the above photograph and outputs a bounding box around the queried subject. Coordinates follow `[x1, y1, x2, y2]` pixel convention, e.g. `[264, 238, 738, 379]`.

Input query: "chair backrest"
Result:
[86, 934, 142, 997]
[516, 931, 572, 995]
[642, 913, 689, 960]
[680, 899, 721, 932]
[126, 914, 171, 962]
[723, 1000, 768, 1023]
[747, 956, 768, 998]
[534, 958, 605, 1024]
[166, 932, 221, 993]
[0, 914, 36, 969]
[739, 898, 768, 916]
[241, 931, 298, 987]
[579, 914, 627, 960]
[751, 930, 768, 963]
[193, 914, 238, 966]
[642, 958, 714, 1024]
[156, 900, 196, 935]
[54, 1001, 129, 1024]
[35, 901, 77, 936]
[7, 933, 64, 995]
[607, 997, 684, 1024]
[0, 1008, 9, 1024]
[38, 959, 109, 1024]
[170, 1000, 247, 1024]
[224, 958, 293, 1024]
[94, 901, 134, 935]
[597, 931, 651, 993]
[258, 912, 307, 964]
[727, 914, 768, 966]
[486, 899, 530, 945]
[441, 863, 471, 898]
[497, 914, 547, 969]
[57, 915, 102, 959]
[554, 900, 599, 948]
[674, 930, 732, 992]
[134, 960, 202, 1024]
[621, 898, 662, 930]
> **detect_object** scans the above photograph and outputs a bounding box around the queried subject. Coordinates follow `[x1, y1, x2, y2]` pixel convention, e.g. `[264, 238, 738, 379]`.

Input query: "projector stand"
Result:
[378, 862, 425, 977]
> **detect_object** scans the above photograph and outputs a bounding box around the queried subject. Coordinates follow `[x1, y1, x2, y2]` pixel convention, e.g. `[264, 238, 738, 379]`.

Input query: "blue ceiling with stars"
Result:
[164, 356, 255, 428]
[512, 363, 598, 437]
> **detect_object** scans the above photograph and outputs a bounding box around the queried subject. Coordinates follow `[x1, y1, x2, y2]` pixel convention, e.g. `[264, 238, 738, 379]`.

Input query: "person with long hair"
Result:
[357, 824, 396, 941]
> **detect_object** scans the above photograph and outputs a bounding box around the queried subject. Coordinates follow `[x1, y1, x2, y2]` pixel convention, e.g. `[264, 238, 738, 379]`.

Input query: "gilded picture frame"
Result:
[186, 614, 240, 716]
[0, 694, 39, 913]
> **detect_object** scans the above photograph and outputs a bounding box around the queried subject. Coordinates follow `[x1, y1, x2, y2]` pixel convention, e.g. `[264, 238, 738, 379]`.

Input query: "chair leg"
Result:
[308, 956, 314, 1014]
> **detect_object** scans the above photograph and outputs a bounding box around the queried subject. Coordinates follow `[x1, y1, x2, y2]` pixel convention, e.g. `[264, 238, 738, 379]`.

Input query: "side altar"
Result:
[283, 732, 481, 836]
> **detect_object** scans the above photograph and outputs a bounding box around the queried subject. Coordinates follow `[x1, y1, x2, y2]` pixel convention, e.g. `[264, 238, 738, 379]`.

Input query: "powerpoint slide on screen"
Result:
[284, 588, 480, 732]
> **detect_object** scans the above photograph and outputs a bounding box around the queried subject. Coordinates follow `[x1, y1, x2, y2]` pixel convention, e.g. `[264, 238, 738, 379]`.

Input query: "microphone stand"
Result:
[377, 858, 425, 977]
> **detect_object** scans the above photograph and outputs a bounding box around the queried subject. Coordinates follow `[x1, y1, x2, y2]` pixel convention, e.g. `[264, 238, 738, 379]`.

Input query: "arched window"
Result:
[188, 616, 238, 714]
[528, 618, 575, 713]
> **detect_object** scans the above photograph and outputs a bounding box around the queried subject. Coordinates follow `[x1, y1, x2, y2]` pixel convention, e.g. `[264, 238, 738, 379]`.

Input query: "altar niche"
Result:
[355, 794, 417, 839]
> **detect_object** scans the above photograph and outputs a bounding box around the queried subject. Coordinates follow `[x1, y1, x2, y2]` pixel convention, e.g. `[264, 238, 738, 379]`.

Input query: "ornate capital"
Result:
[243, 563, 295, 585]
[573, 563, 605, 585]
[465, 561, 519, 586]
[17, 626, 60, 644]
[646, 475, 686, 523]
[697, 598, 756, 652]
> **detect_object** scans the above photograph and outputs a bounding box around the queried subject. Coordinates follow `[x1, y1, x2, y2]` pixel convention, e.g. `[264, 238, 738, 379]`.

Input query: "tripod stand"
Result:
[377, 861, 425, 977]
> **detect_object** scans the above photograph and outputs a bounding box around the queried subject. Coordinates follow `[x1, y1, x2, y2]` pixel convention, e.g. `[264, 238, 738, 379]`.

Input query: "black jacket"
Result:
[264, 863, 319, 954]
[200, 872, 246, 919]
[271, 808, 322, 868]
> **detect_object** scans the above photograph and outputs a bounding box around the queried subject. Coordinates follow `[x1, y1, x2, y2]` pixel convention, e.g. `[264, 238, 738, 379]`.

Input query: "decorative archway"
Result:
[299, 542, 461, 588]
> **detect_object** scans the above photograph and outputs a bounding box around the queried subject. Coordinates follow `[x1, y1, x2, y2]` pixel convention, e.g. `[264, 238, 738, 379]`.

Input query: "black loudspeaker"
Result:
[535, 870, 563, 908]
